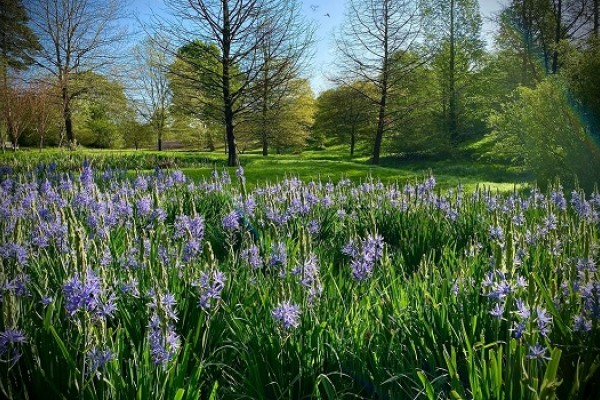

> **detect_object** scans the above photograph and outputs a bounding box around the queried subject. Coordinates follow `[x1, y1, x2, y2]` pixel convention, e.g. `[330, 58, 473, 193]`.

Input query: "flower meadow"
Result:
[0, 161, 599, 399]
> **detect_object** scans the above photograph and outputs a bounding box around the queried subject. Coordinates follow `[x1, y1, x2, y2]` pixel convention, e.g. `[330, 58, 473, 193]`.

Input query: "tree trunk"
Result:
[261, 84, 269, 156]
[158, 131, 162, 151]
[448, 0, 458, 144]
[594, 0, 599, 36]
[62, 86, 74, 146]
[373, 89, 387, 165]
[262, 133, 268, 156]
[222, 0, 238, 166]
[552, 0, 562, 74]
[373, 1, 390, 165]
[350, 126, 355, 157]
[261, 49, 270, 157]
[521, 0, 532, 86]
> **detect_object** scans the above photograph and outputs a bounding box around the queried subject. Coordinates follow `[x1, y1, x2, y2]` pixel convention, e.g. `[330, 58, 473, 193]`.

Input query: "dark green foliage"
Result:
[0, 0, 41, 71]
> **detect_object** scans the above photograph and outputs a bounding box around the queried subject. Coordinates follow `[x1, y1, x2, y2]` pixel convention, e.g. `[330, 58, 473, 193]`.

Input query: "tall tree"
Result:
[595, 0, 599, 35]
[161, 0, 313, 166]
[0, 0, 40, 151]
[335, 0, 426, 164]
[313, 83, 376, 157]
[28, 79, 58, 150]
[132, 36, 172, 151]
[2, 81, 31, 150]
[422, 0, 484, 145]
[249, 0, 313, 156]
[169, 40, 228, 151]
[498, 0, 595, 76]
[70, 71, 131, 148]
[27, 0, 128, 147]
[249, 78, 315, 154]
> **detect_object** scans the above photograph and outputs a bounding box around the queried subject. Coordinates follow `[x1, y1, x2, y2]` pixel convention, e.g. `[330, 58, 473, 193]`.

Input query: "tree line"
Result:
[1, 0, 599, 186]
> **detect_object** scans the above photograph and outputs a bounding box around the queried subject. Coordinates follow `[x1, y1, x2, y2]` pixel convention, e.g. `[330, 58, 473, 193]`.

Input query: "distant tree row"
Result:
[0, 0, 599, 187]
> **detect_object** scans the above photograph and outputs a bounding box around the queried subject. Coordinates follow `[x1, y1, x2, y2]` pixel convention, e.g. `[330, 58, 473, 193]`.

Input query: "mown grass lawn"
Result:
[0, 146, 530, 191]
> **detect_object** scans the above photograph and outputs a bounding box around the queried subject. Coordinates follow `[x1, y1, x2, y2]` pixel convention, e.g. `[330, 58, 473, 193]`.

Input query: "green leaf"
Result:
[208, 381, 219, 400]
[417, 370, 435, 400]
[173, 388, 185, 400]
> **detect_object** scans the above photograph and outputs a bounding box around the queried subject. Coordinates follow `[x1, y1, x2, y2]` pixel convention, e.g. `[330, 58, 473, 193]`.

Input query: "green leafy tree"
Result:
[0, 0, 41, 151]
[270, 79, 315, 154]
[386, 52, 448, 157]
[313, 83, 376, 156]
[162, 0, 314, 166]
[335, 0, 426, 164]
[421, 0, 485, 145]
[28, 0, 128, 147]
[122, 118, 153, 151]
[71, 72, 131, 148]
[237, 78, 315, 153]
[168, 40, 228, 151]
[563, 36, 600, 148]
[488, 79, 600, 190]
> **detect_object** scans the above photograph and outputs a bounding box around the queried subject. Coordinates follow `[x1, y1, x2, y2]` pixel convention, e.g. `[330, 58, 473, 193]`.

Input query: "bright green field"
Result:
[0, 146, 530, 191]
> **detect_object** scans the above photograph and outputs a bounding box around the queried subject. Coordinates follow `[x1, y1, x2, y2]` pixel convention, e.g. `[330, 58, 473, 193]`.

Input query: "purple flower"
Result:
[236, 165, 245, 179]
[147, 313, 180, 366]
[40, 295, 53, 306]
[489, 302, 505, 319]
[136, 196, 153, 217]
[269, 242, 287, 269]
[0, 329, 26, 348]
[350, 258, 374, 282]
[221, 170, 231, 185]
[363, 234, 384, 263]
[292, 253, 320, 288]
[193, 271, 226, 309]
[0, 328, 26, 366]
[241, 245, 263, 269]
[489, 225, 504, 242]
[222, 210, 240, 231]
[87, 347, 114, 377]
[134, 175, 148, 191]
[171, 170, 186, 184]
[272, 301, 301, 330]
[536, 306, 552, 337]
[173, 215, 205, 241]
[514, 299, 530, 320]
[511, 322, 525, 339]
[527, 343, 551, 361]
[182, 239, 202, 263]
[345, 234, 385, 283]
[80, 164, 94, 187]
[63, 269, 115, 319]
[573, 314, 592, 332]
[341, 240, 358, 258]
[307, 220, 320, 235]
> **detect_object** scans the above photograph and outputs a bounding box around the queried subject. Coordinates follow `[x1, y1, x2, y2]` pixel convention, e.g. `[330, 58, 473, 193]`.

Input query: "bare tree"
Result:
[132, 35, 172, 151]
[29, 80, 57, 150]
[2, 79, 31, 150]
[335, 0, 426, 164]
[595, 0, 599, 35]
[249, 0, 314, 156]
[158, 0, 312, 166]
[27, 0, 128, 148]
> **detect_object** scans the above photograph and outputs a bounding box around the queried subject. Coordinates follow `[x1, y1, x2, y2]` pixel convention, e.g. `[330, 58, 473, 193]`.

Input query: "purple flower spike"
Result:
[272, 301, 301, 330]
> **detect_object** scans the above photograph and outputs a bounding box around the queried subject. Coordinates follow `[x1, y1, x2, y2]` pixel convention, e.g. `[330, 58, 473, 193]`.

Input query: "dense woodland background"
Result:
[1, 0, 600, 188]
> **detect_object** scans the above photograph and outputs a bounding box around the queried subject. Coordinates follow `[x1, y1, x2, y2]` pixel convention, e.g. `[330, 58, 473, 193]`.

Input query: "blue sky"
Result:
[130, 0, 507, 93]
